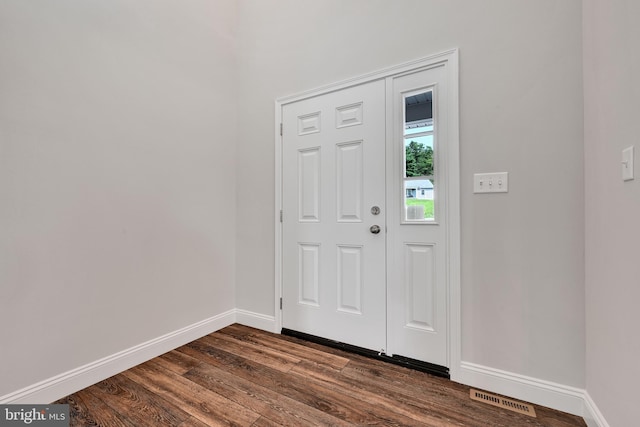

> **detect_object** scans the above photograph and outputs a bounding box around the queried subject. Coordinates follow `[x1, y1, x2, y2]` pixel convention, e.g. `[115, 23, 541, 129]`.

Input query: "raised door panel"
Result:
[336, 141, 363, 222]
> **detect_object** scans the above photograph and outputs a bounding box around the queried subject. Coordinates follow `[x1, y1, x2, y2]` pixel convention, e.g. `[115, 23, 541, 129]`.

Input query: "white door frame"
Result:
[274, 50, 461, 378]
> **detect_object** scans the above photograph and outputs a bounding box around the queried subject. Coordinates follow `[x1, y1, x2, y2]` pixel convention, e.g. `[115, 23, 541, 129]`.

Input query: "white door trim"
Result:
[274, 49, 460, 378]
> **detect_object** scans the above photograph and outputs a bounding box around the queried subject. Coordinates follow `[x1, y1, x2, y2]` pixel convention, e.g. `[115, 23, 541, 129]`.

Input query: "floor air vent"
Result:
[469, 389, 537, 418]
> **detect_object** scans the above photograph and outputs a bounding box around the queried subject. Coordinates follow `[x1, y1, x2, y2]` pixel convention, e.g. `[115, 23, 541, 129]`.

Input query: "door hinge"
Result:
[279, 297, 283, 310]
[280, 123, 283, 136]
[280, 210, 283, 222]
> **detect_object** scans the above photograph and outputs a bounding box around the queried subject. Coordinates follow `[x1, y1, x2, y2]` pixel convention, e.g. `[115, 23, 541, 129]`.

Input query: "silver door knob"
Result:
[370, 225, 381, 234]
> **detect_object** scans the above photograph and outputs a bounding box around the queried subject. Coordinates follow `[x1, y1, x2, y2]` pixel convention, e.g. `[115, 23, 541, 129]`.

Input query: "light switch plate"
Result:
[474, 172, 508, 193]
[622, 146, 634, 181]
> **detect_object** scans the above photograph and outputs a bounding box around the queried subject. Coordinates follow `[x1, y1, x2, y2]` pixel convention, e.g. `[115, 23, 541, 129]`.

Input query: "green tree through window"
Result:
[405, 141, 433, 178]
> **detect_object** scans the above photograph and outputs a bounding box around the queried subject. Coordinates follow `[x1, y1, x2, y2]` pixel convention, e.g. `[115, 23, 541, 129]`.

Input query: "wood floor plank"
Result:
[123, 360, 261, 426]
[154, 349, 204, 375]
[57, 394, 96, 427]
[197, 333, 300, 373]
[57, 324, 587, 427]
[289, 360, 464, 427]
[534, 406, 592, 427]
[57, 390, 115, 427]
[249, 416, 286, 427]
[220, 324, 350, 370]
[74, 388, 135, 427]
[184, 360, 350, 426]
[89, 374, 191, 426]
[177, 416, 215, 427]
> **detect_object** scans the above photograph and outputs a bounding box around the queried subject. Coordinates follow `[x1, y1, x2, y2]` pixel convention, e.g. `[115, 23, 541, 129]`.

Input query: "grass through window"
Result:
[406, 198, 434, 219]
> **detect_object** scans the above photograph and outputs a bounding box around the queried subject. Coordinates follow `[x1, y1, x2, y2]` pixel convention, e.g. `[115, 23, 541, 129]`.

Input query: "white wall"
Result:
[0, 0, 237, 397]
[584, 1, 640, 425]
[235, 0, 585, 388]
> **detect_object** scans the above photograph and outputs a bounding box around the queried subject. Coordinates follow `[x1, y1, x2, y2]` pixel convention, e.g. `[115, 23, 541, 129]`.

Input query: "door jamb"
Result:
[274, 49, 461, 380]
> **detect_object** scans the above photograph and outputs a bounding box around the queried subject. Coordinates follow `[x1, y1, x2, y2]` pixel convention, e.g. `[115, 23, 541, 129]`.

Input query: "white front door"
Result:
[279, 54, 458, 369]
[281, 79, 387, 351]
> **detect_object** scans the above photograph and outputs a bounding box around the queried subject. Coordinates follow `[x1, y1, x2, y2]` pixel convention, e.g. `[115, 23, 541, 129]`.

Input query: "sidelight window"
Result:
[403, 90, 435, 222]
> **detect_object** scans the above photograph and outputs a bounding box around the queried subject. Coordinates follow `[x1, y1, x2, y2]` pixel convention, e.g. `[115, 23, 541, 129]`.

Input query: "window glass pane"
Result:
[405, 135, 433, 178]
[403, 90, 435, 221]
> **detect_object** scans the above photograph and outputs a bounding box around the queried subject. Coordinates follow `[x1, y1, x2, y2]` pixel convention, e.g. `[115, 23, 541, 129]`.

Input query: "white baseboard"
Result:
[0, 309, 236, 405]
[235, 309, 277, 333]
[583, 391, 610, 427]
[457, 361, 586, 417]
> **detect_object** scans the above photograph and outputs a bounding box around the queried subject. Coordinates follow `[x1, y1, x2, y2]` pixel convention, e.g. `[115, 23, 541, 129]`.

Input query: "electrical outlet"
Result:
[474, 172, 508, 193]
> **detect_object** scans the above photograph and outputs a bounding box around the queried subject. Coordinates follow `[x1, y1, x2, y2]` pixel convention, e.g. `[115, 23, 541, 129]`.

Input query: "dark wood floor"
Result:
[57, 324, 587, 426]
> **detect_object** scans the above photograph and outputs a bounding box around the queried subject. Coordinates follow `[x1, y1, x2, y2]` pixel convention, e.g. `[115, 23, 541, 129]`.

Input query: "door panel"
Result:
[404, 243, 436, 331]
[336, 141, 364, 222]
[386, 65, 449, 366]
[282, 80, 386, 352]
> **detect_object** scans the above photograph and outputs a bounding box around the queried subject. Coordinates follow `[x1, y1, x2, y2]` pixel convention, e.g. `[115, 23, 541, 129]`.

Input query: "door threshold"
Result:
[281, 328, 450, 379]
